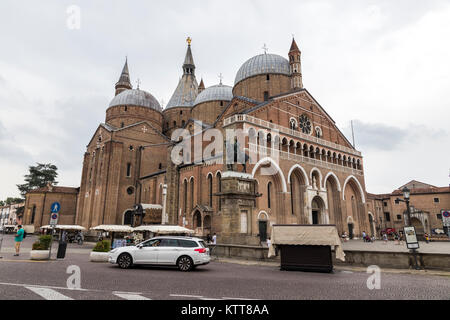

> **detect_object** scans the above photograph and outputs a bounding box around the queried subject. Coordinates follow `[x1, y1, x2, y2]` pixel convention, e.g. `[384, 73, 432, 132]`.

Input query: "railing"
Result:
[248, 144, 364, 176]
[224, 114, 361, 157]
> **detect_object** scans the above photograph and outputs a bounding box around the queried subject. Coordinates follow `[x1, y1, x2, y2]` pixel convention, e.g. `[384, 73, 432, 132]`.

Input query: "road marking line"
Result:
[170, 294, 204, 298]
[0, 259, 48, 263]
[0, 282, 88, 292]
[222, 297, 258, 300]
[26, 287, 74, 300]
[114, 293, 151, 300]
[199, 297, 223, 300]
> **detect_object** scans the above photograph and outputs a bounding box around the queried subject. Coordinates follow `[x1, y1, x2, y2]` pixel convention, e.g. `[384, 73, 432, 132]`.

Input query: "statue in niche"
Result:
[225, 138, 250, 173]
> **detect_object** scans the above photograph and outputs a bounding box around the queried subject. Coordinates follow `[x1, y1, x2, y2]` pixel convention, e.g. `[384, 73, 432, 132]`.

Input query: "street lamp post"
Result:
[162, 184, 168, 225]
[397, 186, 420, 270]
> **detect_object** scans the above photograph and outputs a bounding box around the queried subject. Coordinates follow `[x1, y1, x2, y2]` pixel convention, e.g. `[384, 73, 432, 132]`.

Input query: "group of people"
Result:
[361, 231, 375, 243]
[206, 233, 217, 244]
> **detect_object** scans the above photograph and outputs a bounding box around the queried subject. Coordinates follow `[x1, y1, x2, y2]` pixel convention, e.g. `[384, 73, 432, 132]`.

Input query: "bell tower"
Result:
[289, 38, 303, 89]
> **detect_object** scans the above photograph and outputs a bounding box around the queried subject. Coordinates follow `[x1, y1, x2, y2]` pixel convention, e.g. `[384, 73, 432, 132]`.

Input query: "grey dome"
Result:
[194, 84, 233, 106]
[234, 53, 291, 85]
[109, 89, 162, 111]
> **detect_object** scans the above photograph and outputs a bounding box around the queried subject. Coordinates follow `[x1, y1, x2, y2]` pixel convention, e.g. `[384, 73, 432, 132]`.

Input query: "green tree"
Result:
[4, 197, 24, 205]
[17, 163, 58, 197]
[0, 200, 4, 206]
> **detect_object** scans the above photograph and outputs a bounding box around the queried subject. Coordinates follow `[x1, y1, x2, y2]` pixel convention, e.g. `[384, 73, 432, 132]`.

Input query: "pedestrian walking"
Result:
[206, 234, 212, 244]
[383, 233, 388, 244]
[14, 225, 25, 256]
[425, 233, 430, 243]
[362, 231, 366, 242]
[212, 233, 217, 245]
[266, 237, 271, 248]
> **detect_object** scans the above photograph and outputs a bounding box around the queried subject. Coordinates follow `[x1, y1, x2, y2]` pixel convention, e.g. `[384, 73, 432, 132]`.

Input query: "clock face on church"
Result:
[299, 114, 312, 134]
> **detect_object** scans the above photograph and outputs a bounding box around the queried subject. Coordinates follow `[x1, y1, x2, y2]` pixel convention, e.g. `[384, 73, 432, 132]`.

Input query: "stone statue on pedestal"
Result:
[225, 138, 250, 173]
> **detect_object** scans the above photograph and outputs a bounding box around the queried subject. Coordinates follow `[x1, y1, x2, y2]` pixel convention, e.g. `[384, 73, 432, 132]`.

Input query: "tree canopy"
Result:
[17, 163, 58, 197]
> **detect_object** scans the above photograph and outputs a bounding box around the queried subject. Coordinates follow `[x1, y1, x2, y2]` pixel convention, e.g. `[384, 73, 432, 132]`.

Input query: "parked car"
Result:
[108, 236, 210, 271]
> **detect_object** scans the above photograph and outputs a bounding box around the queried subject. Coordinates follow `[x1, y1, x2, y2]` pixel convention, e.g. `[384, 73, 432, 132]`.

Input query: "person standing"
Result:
[383, 232, 388, 244]
[212, 233, 217, 245]
[266, 237, 272, 248]
[362, 231, 366, 242]
[14, 225, 25, 256]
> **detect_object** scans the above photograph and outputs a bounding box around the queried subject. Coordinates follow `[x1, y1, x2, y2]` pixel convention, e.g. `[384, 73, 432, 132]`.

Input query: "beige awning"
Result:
[268, 225, 345, 261]
[90, 225, 134, 233]
[40, 225, 86, 231]
[133, 225, 194, 235]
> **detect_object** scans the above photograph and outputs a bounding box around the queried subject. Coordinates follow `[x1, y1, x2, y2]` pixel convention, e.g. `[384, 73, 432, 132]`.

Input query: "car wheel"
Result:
[177, 256, 193, 272]
[117, 253, 133, 269]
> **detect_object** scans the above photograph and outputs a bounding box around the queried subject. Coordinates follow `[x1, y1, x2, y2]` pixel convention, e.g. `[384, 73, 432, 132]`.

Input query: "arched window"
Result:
[289, 118, 297, 130]
[183, 180, 188, 213]
[126, 163, 131, 177]
[315, 127, 322, 138]
[217, 172, 222, 211]
[208, 175, 213, 207]
[31, 205, 36, 224]
[267, 182, 272, 209]
[190, 179, 195, 211]
[290, 176, 295, 215]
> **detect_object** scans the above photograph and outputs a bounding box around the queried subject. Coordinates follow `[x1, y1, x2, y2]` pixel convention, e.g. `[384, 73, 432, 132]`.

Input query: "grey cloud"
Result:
[343, 120, 408, 151]
[343, 120, 448, 152]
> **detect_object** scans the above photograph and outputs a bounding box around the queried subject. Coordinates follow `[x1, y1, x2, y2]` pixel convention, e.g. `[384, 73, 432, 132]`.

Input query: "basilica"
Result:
[23, 37, 370, 244]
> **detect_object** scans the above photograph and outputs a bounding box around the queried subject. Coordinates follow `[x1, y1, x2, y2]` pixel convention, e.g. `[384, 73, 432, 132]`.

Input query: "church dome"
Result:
[193, 84, 233, 106]
[234, 53, 291, 85]
[109, 89, 162, 111]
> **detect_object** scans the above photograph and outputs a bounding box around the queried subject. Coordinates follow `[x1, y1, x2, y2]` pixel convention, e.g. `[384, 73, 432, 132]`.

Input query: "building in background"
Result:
[0, 202, 25, 227]
[23, 183, 79, 233]
[367, 180, 450, 238]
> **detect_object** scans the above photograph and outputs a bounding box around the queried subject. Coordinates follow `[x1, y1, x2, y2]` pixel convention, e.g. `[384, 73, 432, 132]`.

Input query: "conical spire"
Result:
[289, 37, 300, 54]
[198, 78, 205, 93]
[115, 57, 132, 96]
[166, 38, 199, 109]
[183, 37, 195, 75]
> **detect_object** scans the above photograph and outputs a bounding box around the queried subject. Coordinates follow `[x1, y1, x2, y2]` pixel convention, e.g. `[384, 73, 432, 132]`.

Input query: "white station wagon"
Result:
[108, 236, 210, 271]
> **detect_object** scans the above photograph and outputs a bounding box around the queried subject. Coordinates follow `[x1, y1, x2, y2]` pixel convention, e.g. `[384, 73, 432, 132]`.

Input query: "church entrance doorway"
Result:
[123, 210, 133, 226]
[348, 223, 354, 239]
[311, 196, 324, 225]
[259, 220, 267, 242]
[312, 211, 319, 225]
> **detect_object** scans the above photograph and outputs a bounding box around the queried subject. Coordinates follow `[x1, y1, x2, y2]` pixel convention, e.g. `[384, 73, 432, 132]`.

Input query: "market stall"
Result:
[268, 225, 345, 273]
[133, 225, 195, 240]
[40, 225, 86, 241]
[2, 225, 17, 234]
[90, 225, 135, 249]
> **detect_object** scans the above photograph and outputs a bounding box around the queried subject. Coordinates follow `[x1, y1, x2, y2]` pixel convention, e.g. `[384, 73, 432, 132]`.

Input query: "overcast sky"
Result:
[0, 0, 449, 199]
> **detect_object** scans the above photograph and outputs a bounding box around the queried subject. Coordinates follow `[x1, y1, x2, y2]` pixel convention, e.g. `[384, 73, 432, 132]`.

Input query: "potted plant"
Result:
[30, 235, 52, 260]
[90, 240, 111, 262]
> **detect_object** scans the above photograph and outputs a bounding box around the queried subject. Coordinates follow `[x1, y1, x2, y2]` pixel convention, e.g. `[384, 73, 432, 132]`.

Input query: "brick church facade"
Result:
[24, 38, 370, 242]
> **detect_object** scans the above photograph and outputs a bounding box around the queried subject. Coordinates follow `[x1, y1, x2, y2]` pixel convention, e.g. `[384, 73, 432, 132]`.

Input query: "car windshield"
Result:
[140, 239, 161, 247]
